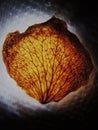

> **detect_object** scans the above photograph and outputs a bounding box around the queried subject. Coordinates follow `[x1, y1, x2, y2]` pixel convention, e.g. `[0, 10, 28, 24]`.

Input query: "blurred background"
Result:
[0, 0, 98, 129]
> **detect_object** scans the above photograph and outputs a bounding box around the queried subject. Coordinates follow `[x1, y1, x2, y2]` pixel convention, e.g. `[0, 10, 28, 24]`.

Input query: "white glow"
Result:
[0, 10, 94, 117]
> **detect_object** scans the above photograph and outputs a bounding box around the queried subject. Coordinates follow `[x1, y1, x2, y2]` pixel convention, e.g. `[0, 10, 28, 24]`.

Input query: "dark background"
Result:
[0, 0, 98, 129]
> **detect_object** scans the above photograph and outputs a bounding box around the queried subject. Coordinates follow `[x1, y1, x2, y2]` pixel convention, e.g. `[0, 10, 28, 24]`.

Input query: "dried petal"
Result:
[2, 17, 93, 104]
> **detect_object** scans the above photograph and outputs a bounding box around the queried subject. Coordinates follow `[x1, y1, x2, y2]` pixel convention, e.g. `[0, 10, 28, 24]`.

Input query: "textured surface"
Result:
[2, 17, 93, 103]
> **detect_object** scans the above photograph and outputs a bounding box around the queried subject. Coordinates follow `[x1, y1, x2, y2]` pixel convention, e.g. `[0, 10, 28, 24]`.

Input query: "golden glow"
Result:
[2, 17, 93, 104]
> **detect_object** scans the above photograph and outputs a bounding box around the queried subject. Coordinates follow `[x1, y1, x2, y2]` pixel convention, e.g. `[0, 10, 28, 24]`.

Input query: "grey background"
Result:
[0, 0, 98, 129]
